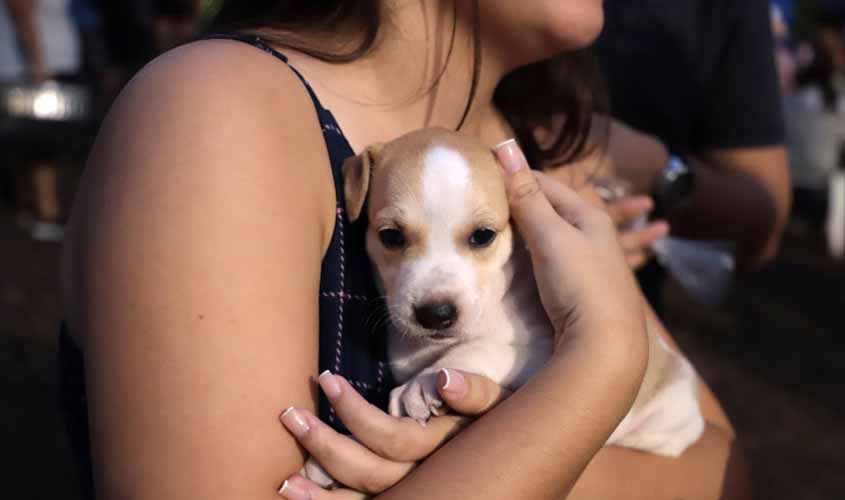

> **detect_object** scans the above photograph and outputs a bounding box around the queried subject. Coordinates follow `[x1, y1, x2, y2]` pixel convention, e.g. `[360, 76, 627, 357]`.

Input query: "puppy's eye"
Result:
[469, 228, 497, 248]
[379, 228, 407, 250]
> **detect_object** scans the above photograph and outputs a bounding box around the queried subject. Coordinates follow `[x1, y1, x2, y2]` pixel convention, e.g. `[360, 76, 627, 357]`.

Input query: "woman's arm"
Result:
[566, 300, 750, 500]
[66, 42, 337, 499]
[544, 165, 750, 499]
[282, 309, 747, 500]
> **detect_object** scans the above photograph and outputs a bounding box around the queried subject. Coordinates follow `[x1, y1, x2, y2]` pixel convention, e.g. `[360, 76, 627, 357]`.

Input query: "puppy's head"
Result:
[344, 128, 514, 342]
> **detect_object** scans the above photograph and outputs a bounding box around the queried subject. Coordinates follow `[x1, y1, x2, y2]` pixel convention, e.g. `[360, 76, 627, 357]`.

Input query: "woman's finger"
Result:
[280, 407, 414, 494]
[318, 372, 469, 462]
[280, 474, 367, 500]
[495, 140, 577, 243]
[619, 221, 669, 252]
[436, 369, 513, 416]
[619, 222, 667, 270]
[605, 196, 654, 227]
[626, 247, 651, 270]
[533, 170, 615, 235]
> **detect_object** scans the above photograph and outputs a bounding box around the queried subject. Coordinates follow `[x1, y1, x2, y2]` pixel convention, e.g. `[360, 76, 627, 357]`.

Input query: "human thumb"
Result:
[436, 369, 512, 416]
[494, 139, 560, 246]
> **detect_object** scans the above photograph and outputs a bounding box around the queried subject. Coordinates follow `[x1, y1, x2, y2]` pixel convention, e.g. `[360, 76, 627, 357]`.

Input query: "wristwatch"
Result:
[652, 154, 695, 215]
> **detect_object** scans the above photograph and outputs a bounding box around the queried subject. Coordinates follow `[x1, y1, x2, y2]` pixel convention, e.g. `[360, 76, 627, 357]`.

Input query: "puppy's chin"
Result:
[391, 316, 465, 344]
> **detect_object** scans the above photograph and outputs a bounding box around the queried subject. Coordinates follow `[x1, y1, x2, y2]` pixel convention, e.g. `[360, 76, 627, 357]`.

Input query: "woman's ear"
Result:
[343, 144, 382, 222]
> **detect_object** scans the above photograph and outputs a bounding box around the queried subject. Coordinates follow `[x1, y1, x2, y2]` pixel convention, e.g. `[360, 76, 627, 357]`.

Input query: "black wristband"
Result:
[652, 155, 695, 216]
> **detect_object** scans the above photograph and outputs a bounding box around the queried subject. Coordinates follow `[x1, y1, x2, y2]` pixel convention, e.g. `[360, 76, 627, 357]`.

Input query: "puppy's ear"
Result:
[343, 143, 382, 222]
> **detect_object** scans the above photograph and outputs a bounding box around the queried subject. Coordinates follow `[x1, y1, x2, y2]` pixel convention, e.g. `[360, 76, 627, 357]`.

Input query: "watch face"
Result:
[665, 157, 689, 182]
[659, 156, 695, 212]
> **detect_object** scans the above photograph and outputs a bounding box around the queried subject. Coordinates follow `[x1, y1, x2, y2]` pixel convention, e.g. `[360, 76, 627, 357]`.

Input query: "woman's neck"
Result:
[282, 1, 510, 149]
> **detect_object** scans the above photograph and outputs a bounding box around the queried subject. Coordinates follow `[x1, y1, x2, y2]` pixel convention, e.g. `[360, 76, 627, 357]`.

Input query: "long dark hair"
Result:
[210, 0, 605, 168]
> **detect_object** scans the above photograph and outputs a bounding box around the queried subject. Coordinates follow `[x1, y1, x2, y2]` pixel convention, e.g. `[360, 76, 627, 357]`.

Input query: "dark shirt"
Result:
[595, 0, 785, 156]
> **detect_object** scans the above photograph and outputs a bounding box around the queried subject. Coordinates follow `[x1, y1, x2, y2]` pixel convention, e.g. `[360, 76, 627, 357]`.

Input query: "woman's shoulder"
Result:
[140, 38, 297, 87]
[85, 37, 337, 219]
[62, 39, 338, 336]
[80, 37, 338, 233]
[120, 38, 323, 145]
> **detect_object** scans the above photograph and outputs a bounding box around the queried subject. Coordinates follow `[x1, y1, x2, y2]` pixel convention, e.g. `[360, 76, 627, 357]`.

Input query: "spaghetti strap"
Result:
[199, 33, 392, 427]
[202, 33, 354, 203]
[202, 33, 328, 115]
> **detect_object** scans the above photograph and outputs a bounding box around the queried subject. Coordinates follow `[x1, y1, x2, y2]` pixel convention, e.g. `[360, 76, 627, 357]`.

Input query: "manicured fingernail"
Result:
[278, 479, 311, 500]
[318, 370, 342, 399]
[494, 139, 528, 174]
[438, 368, 467, 396]
[280, 407, 310, 438]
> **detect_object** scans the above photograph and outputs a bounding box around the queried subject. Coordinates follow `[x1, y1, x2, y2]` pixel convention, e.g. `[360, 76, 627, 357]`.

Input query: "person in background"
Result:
[784, 5, 845, 228]
[572, 0, 792, 310]
[1, 0, 82, 241]
[796, 9, 845, 111]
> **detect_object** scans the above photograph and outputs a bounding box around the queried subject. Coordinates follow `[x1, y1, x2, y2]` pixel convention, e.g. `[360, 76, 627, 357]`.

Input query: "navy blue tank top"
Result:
[59, 34, 393, 498]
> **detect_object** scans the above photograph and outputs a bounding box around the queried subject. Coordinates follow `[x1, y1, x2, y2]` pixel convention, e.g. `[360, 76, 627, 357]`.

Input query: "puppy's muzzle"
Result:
[414, 301, 458, 331]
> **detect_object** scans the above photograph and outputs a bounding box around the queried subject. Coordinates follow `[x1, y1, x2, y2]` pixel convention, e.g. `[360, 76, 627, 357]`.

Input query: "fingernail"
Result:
[438, 368, 467, 396]
[278, 479, 311, 500]
[494, 139, 528, 174]
[280, 407, 310, 438]
[318, 370, 342, 399]
[653, 220, 670, 235]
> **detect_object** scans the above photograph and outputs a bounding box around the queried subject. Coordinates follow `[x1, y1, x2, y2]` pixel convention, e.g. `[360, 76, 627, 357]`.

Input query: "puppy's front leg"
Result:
[388, 369, 445, 423]
[301, 457, 338, 489]
[389, 340, 543, 423]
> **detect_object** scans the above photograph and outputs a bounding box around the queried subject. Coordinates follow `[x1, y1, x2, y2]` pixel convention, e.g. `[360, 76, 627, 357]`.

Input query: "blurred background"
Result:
[1, 0, 844, 499]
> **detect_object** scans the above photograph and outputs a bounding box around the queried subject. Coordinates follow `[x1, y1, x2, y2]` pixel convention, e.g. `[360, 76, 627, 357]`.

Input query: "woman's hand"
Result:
[494, 140, 646, 353]
[278, 370, 512, 499]
[605, 196, 669, 270]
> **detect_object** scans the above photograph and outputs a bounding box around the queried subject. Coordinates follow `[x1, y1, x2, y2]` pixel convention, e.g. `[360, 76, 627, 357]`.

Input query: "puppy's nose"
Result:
[414, 302, 458, 331]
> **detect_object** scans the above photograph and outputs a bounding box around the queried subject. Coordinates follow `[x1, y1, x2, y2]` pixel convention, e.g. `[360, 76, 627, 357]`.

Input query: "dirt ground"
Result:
[1, 207, 843, 499]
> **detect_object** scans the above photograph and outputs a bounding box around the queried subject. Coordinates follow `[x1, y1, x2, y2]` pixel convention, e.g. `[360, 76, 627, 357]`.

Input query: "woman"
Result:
[60, 1, 747, 498]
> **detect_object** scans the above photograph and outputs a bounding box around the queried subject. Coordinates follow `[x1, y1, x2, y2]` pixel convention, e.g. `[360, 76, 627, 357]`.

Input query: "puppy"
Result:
[342, 128, 705, 458]
[304, 128, 704, 487]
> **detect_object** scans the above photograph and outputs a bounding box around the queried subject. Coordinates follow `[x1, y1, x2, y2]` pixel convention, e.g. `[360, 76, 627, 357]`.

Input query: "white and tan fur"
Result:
[343, 128, 705, 458]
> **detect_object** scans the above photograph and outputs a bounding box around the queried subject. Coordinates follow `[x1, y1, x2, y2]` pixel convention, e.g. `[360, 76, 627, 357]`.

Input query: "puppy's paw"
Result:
[388, 372, 445, 423]
[301, 457, 339, 490]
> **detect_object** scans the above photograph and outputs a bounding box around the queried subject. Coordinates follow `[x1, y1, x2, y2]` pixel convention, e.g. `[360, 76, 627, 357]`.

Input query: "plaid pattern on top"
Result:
[230, 36, 394, 430]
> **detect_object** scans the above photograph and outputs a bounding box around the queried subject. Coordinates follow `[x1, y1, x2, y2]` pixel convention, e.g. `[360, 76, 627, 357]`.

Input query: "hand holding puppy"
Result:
[279, 369, 512, 499]
[494, 140, 646, 354]
[280, 138, 653, 499]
